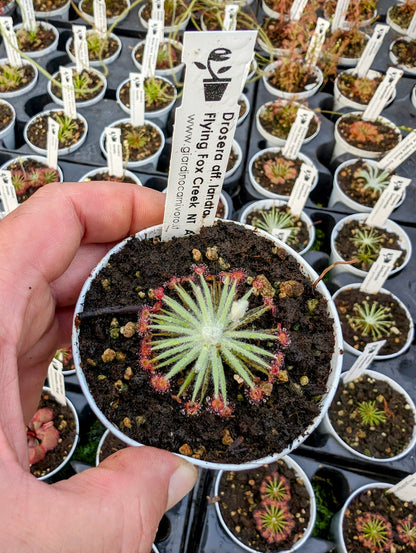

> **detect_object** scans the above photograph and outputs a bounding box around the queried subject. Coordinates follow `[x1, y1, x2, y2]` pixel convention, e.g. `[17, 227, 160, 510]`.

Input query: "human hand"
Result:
[0, 182, 198, 553]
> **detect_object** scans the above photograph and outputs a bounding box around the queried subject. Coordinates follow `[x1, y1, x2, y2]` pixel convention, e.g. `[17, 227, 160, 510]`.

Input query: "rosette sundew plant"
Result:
[253, 498, 295, 544]
[358, 165, 391, 195]
[346, 300, 396, 341]
[355, 512, 393, 552]
[264, 157, 298, 185]
[357, 400, 387, 426]
[26, 408, 60, 465]
[260, 472, 291, 502]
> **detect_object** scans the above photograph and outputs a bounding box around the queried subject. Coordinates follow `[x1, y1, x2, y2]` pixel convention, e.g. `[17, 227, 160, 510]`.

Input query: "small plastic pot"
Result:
[65, 31, 122, 67]
[78, 0, 131, 25]
[389, 37, 416, 75]
[248, 147, 318, 200]
[131, 38, 184, 80]
[14, 22, 59, 59]
[256, 34, 292, 59]
[214, 455, 316, 553]
[48, 66, 107, 109]
[386, 6, 410, 35]
[224, 139, 242, 182]
[321, 369, 416, 463]
[33, 0, 69, 19]
[138, 3, 190, 33]
[332, 283, 414, 360]
[1, 154, 64, 182]
[333, 68, 396, 112]
[329, 212, 412, 279]
[0, 58, 38, 99]
[262, 61, 323, 100]
[79, 166, 143, 186]
[237, 93, 250, 126]
[0, 99, 15, 149]
[412, 84, 416, 109]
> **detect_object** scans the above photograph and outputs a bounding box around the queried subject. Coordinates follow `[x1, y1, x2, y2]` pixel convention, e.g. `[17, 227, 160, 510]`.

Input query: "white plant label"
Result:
[387, 474, 416, 503]
[290, 0, 308, 21]
[377, 131, 416, 172]
[343, 340, 386, 383]
[20, 0, 37, 32]
[162, 30, 257, 240]
[360, 248, 403, 294]
[142, 20, 163, 78]
[0, 170, 18, 213]
[331, 0, 350, 32]
[151, 0, 164, 24]
[47, 358, 66, 406]
[73, 25, 89, 73]
[93, 0, 107, 36]
[354, 24, 389, 78]
[105, 127, 123, 178]
[305, 18, 330, 67]
[282, 108, 314, 160]
[407, 10, 416, 39]
[129, 72, 145, 127]
[287, 163, 317, 216]
[0, 17, 22, 67]
[365, 175, 411, 227]
[362, 67, 403, 122]
[47, 117, 59, 170]
[271, 228, 292, 243]
[223, 4, 239, 31]
[60, 66, 77, 119]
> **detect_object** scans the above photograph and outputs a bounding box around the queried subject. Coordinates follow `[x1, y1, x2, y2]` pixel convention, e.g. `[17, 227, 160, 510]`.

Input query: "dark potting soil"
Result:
[33, 0, 66, 10]
[134, 42, 182, 70]
[392, 39, 416, 67]
[336, 73, 383, 105]
[218, 459, 311, 552]
[141, 0, 188, 25]
[0, 102, 13, 131]
[82, 0, 128, 17]
[0, 63, 36, 93]
[69, 33, 119, 61]
[98, 431, 127, 463]
[26, 111, 86, 150]
[118, 78, 175, 112]
[334, 288, 411, 356]
[252, 152, 304, 196]
[334, 219, 406, 273]
[328, 374, 415, 458]
[337, 116, 400, 153]
[83, 171, 137, 184]
[343, 486, 416, 553]
[238, 98, 247, 120]
[6, 158, 60, 202]
[16, 23, 56, 52]
[337, 160, 395, 207]
[246, 205, 310, 253]
[105, 122, 162, 162]
[30, 391, 77, 478]
[76, 221, 336, 464]
[51, 69, 104, 102]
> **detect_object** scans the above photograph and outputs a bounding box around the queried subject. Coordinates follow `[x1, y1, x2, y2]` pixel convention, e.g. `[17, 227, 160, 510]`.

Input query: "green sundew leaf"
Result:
[175, 284, 203, 318]
[228, 304, 271, 331]
[150, 312, 194, 328]
[199, 275, 216, 322]
[189, 279, 211, 325]
[217, 352, 227, 400]
[153, 350, 194, 369]
[151, 339, 196, 361]
[165, 345, 200, 379]
[177, 367, 197, 397]
[190, 348, 210, 400]
[217, 278, 238, 327]
[149, 323, 196, 335]
[215, 277, 233, 323]
[220, 347, 255, 388]
[151, 336, 196, 351]
[226, 330, 277, 341]
[222, 337, 272, 368]
[161, 294, 200, 326]
[211, 348, 221, 399]
[226, 338, 277, 358]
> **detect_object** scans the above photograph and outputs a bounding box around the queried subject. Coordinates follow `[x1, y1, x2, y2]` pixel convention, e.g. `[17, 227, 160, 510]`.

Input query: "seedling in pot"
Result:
[27, 407, 60, 465]
[347, 300, 394, 341]
[15, 23, 57, 52]
[0, 63, 34, 92]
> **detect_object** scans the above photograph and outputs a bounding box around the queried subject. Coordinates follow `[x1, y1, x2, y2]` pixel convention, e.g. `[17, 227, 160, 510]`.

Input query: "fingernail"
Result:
[167, 459, 198, 510]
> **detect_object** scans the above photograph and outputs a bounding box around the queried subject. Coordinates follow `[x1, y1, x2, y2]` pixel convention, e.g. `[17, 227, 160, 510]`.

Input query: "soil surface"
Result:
[328, 374, 415, 458]
[392, 39, 416, 67]
[98, 431, 127, 462]
[0, 63, 36, 93]
[104, 122, 162, 162]
[218, 459, 311, 552]
[251, 151, 305, 196]
[336, 73, 382, 105]
[83, 171, 138, 184]
[343, 486, 416, 553]
[266, 63, 318, 94]
[324, 29, 368, 59]
[258, 102, 318, 140]
[334, 288, 411, 356]
[16, 23, 56, 52]
[141, 0, 187, 25]
[118, 78, 175, 112]
[134, 41, 182, 70]
[33, 0, 67, 11]
[82, 0, 128, 17]
[337, 160, 394, 207]
[76, 220, 336, 464]
[69, 33, 119, 62]
[26, 111, 86, 150]
[29, 391, 77, 478]
[337, 115, 400, 153]
[51, 69, 104, 102]
[334, 219, 406, 272]
[0, 102, 13, 131]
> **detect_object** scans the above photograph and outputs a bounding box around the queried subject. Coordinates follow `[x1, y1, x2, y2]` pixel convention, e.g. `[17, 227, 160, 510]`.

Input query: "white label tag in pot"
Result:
[362, 67, 403, 122]
[73, 25, 89, 73]
[142, 20, 162, 78]
[271, 227, 291, 243]
[223, 4, 239, 31]
[407, 10, 416, 39]
[388, 474, 416, 503]
[360, 248, 403, 294]
[287, 163, 317, 217]
[47, 117, 59, 170]
[343, 340, 386, 383]
[0, 17, 22, 68]
[162, 30, 257, 240]
[377, 131, 416, 172]
[93, 0, 107, 36]
[0, 170, 18, 213]
[47, 358, 66, 406]
[20, 0, 37, 32]
[354, 24, 389, 78]
[282, 108, 314, 160]
[151, 0, 164, 22]
[60, 66, 77, 120]
[305, 18, 329, 67]
[105, 127, 124, 178]
[331, 0, 350, 32]
[365, 175, 411, 227]
[290, 0, 308, 20]
[129, 72, 145, 127]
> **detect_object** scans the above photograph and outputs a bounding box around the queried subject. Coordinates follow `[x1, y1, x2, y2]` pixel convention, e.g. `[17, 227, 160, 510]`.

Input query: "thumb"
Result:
[53, 446, 198, 553]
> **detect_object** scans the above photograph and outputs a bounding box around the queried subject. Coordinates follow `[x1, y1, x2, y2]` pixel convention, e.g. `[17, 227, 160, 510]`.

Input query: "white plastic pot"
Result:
[413, 84, 416, 109]
[48, 66, 107, 109]
[0, 58, 38, 99]
[248, 147, 318, 200]
[256, 34, 292, 59]
[224, 139, 242, 182]
[214, 455, 316, 553]
[256, 100, 320, 148]
[78, 0, 131, 25]
[332, 283, 414, 360]
[237, 93, 250, 126]
[0, 99, 15, 149]
[24, 109, 88, 157]
[386, 6, 410, 35]
[389, 37, 416, 75]
[14, 22, 59, 59]
[332, 111, 402, 161]
[116, 76, 177, 126]
[99, 118, 165, 170]
[65, 31, 122, 67]
[34, 0, 69, 19]
[1, 154, 64, 183]
[79, 166, 142, 186]
[72, 220, 343, 471]
[262, 61, 323, 100]
[321, 369, 416, 463]
[138, 3, 190, 33]
[333, 68, 396, 112]
[239, 198, 315, 256]
[329, 157, 406, 212]
[132, 39, 184, 80]
[329, 212, 412, 279]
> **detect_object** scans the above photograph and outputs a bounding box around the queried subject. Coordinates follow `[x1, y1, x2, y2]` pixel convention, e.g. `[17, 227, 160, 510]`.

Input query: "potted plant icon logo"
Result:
[194, 47, 232, 101]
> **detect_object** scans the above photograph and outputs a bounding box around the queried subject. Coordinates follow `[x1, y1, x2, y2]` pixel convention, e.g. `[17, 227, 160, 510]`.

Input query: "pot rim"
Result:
[78, 0, 131, 24]
[47, 65, 107, 108]
[79, 166, 143, 186]
[0, 98, 15, 136]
